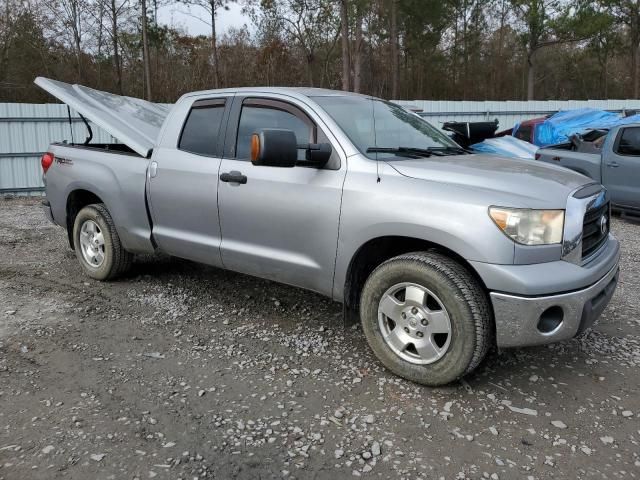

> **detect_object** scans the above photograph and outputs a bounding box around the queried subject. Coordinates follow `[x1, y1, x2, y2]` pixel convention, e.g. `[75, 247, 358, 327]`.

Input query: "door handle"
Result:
[606, 162, 620, 168]
[220, 171, 247, 184]
[149, 161, 158, 178]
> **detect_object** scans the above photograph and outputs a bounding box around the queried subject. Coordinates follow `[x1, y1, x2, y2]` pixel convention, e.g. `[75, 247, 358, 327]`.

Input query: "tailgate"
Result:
[35, 77, 171, 158]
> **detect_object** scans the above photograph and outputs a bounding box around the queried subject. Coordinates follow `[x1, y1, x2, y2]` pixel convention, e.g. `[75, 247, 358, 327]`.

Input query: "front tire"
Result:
[360, 251, 492, 386]
[73, 204, 132, 281]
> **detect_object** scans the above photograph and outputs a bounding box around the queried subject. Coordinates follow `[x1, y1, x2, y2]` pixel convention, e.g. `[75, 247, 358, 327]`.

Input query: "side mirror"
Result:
[251, 129, 333, 168]
[304, 142, 332, 166]
[251, 129, 297, 168]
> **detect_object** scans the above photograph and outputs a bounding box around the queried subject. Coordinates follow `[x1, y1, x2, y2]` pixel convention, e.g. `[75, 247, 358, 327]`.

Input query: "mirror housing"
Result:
[251, 129, 297, 168]
[304, 142, 332, 166]
[250, 128, 333, 168]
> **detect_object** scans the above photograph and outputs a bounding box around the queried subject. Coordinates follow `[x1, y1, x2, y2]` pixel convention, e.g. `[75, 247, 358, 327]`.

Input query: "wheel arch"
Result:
[341, 236, 491, 319]
[65, 189, 105, 249]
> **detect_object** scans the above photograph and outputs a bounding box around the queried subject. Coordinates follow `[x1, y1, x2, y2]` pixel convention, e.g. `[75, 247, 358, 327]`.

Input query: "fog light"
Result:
[537, 306, 564, 333]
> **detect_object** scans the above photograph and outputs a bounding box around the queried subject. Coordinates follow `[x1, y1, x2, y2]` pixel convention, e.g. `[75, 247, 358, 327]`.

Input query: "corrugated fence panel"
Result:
[4, 99, 640, 195]
[0, 103, 116, 196]
[396, 99, 640, 131]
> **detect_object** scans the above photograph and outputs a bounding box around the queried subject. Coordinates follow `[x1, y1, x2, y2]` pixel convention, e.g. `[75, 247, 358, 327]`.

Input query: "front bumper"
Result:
[490, 260, 619, 348]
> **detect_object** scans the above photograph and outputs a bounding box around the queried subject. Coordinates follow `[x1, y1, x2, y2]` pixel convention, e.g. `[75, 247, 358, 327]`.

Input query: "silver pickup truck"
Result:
[537, 124, 640, 215]
[36, 77, 620, 386]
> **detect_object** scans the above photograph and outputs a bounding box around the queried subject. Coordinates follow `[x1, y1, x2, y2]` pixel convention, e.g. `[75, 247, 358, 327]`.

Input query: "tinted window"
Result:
[179, 104, 225, 156]
[236, 105, 311, 160]
[514, 125, 532, 142]
[617, 127, 640, 156]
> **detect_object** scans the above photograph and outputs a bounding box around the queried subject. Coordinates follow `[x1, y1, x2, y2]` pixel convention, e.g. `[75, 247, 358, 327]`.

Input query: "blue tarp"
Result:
[470, 135, 539, 160]
[524, 108, 640, 146]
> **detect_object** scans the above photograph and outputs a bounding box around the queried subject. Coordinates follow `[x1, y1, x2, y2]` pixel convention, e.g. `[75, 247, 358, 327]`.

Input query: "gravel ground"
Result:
[0, 198, 639, 480]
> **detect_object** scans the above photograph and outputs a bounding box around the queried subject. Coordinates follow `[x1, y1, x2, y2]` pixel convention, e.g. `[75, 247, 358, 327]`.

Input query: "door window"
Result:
[179, 100, 226, 156]
[616, 127, 640, 156]
[236, 104, 312, 160]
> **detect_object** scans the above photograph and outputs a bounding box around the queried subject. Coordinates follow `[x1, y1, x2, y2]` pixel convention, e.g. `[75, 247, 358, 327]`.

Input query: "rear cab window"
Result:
[179, 99, 226, 156]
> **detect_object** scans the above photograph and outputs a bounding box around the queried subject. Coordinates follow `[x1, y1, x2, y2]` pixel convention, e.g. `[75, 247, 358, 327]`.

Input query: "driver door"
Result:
[604, 126, 640, 210]
[217, 96, 346, 296]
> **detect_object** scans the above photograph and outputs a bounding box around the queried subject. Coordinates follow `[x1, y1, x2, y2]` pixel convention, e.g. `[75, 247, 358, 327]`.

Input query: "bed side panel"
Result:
[46, 145, 155, 254]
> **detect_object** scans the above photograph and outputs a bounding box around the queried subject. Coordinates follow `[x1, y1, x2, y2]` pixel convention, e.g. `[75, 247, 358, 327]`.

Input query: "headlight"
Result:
[489, 207, 564, 245]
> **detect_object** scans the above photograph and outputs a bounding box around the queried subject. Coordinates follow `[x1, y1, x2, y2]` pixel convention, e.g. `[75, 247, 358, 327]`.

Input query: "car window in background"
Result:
[514, 125, 532, 143]
[179, 103, 225, 156]
[617, 127, 640, 156]
[312, 96, 458, 159]
[236, 105, 311, 160]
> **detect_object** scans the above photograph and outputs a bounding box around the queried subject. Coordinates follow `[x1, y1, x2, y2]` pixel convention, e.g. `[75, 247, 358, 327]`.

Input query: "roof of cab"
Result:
[181, 86, 374, 100]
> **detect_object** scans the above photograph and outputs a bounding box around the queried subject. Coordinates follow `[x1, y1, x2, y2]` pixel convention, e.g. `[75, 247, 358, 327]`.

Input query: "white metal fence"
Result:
[3, 99, 640, 196]
[0, 103, 114, 196]
[396, 99, 640, 131]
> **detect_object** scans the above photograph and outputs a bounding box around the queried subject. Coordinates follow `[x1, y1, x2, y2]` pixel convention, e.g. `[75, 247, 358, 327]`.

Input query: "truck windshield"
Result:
[312, 96, 459, 159]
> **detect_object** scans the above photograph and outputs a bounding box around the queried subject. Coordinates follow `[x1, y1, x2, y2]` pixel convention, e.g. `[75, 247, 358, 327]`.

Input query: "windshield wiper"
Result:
[426, 146, 473, 155]
[366, 147, 433, 158]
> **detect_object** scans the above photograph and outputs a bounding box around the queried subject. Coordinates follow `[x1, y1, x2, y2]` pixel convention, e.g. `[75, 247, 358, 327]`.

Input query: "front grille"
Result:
[582, 201, 609, 259]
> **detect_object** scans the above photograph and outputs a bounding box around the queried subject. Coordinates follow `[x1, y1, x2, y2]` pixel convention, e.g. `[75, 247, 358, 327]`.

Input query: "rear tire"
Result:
[73, 204, 132, 281]
[360, 251, 492, 386]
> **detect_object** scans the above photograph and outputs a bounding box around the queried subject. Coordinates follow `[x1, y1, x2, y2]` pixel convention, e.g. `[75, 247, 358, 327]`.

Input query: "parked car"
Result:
[497, 116, 548, 144]
[36, 77, 620, 386]
[536, 124, 640, 215]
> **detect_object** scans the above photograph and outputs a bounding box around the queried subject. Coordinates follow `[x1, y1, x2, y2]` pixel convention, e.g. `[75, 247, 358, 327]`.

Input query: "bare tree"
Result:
[353, 4, 363, 92]
[389, 0, 399, 99]
[104, 0, 129, 94]
[141, 0, 152, 99]
[607, 0, 640, 98]
[340, 0, 350, 90]
[181, 0, 234, 88]
[39, 0, 93, 81]
[260, 0, 338, 87]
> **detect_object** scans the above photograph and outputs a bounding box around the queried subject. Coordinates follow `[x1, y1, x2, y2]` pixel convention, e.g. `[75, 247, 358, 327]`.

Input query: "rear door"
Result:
[603, 126, 640, 210]
[216, 95, 346, 296]
[147, 95, 232, 266]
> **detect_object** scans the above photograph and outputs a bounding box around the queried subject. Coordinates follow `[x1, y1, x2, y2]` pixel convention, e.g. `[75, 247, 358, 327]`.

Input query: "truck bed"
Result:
[46, 142, 155, 254]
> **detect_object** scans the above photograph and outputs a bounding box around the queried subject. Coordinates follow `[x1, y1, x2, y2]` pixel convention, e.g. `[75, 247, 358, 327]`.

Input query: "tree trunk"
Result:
[110, 0, 123, 94]
[353, 9, 363, 93]
[340, 0, 350, 91]
[527, 49, 535, 100]
[390, 0, 399, 99]
[633, 40, 640, 99]
[307, 53, 314, 87]
[96, 0, 104, 88]
[210, 0, 220, 89]
[141, 0, 152, 100]
[71, 0, 82, 82]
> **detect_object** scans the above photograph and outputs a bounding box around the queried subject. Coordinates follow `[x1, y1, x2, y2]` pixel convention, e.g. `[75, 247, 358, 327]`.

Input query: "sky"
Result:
[156, 3, 253, 37]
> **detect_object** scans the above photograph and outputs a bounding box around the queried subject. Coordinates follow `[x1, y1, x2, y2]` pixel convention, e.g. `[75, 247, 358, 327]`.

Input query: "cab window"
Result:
[616, 127, 640, 156]
[235, 103, 313, 161]
[179, 99, 226, 156]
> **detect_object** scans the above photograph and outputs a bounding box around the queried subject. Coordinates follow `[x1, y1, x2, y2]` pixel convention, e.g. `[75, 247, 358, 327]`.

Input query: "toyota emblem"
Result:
[600, 215, 608, 235]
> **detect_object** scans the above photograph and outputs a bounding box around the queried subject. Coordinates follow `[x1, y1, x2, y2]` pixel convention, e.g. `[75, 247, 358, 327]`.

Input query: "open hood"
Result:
[35, 77, 171, 157]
